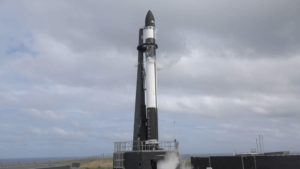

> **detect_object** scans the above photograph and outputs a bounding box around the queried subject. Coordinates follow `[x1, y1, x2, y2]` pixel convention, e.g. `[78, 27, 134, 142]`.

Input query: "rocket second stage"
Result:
[134, 10, 158, 147]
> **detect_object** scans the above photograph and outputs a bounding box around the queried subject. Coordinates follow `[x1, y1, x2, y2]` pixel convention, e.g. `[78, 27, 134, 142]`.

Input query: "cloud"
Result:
[0, 0, 300, 158]
[27, 108, 68, 121]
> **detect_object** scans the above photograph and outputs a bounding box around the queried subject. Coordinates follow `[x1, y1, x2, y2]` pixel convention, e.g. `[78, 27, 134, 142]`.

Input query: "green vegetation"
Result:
[80, 158, 113, 169]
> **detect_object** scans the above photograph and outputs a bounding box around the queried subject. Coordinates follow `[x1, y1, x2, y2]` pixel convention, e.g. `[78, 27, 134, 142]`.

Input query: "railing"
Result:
[113, 152, 124, 169]
[114, 140, 179, 152]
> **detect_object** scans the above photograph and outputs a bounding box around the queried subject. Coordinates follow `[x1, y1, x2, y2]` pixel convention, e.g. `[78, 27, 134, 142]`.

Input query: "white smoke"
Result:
[158, 152, 180, 169]
[157, 152, 192, 169]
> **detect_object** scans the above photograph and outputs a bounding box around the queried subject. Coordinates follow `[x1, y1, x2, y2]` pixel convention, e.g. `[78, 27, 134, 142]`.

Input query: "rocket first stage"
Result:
[134, 10, 159, 148]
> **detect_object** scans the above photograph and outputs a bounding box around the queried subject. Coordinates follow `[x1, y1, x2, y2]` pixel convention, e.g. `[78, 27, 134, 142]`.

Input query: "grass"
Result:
[80, 158, 113, 169]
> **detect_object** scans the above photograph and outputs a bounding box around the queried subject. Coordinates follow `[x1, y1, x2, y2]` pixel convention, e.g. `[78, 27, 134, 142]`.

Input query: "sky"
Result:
[0, 0, 300, 158]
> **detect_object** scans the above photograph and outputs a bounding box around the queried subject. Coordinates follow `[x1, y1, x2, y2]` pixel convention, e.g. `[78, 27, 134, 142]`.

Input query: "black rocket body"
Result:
[133, 28, 148, 144]
[133, 10, 159, 149]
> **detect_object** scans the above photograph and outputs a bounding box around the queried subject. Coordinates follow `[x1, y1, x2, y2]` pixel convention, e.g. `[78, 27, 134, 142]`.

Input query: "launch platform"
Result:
[113, 140, 179, 169]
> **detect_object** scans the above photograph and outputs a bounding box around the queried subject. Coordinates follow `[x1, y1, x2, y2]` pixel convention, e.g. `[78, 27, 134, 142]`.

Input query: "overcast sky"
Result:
[1, 0, 300, 158]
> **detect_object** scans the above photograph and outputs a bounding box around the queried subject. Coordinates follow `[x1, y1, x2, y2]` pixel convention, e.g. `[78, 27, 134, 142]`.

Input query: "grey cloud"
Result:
[1, 0, 300, 157]
[8, 0, 299, 58]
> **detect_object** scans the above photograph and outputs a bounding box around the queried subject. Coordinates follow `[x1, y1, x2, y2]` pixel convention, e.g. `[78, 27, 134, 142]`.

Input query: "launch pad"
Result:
[113, 141, 179, 169]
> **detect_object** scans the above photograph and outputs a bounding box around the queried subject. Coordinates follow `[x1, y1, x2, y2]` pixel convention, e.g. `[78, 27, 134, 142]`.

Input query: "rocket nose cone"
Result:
[145, 10, 155, 27]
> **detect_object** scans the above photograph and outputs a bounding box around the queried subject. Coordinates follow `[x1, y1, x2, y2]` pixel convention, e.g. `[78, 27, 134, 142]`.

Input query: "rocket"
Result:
[113, 12, 178, 169]
[133, 10, 158, 150]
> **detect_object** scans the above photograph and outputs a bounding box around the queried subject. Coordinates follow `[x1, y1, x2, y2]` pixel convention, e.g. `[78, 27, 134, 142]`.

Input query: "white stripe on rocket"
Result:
[145, 56, 157, 108]
[143, 27, 155, 40]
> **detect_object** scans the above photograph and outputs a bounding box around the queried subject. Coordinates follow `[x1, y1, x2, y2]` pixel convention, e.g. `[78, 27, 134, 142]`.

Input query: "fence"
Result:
[114, 140, 179, 152]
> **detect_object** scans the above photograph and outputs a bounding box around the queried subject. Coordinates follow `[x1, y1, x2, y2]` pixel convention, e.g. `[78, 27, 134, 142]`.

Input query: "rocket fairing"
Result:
[133, 10, 159, 148]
